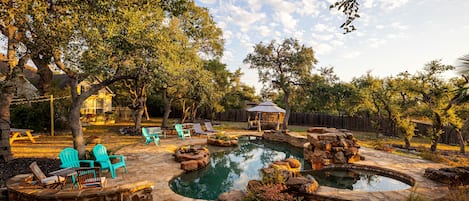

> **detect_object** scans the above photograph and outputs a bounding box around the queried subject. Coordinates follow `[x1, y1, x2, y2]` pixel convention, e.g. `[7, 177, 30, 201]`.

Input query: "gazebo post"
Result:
[257, 112, 262, 132]
[276, 112, 280, 130]
[247, 112, 251, 129]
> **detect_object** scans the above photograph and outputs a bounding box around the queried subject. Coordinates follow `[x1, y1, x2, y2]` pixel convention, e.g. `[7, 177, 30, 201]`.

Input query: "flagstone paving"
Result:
[107, 132, 451, 201]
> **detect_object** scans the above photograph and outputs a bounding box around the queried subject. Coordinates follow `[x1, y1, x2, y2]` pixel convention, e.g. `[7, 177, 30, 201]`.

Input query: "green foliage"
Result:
[261, 168, 288, 185]
[11, 100, 69, 132]
[244, 183, 294, 201]
[244, 38, 317, 129]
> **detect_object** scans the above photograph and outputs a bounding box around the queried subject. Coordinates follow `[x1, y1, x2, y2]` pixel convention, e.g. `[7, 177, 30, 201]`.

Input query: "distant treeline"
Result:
[215, 109, 461, 145]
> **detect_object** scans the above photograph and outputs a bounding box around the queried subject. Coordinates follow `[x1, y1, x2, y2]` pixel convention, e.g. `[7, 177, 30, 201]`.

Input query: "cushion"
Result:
[41, 176, 65, 185]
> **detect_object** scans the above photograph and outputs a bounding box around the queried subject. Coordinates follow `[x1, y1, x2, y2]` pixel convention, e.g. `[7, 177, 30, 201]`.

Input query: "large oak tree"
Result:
[244, 38, 316, 130]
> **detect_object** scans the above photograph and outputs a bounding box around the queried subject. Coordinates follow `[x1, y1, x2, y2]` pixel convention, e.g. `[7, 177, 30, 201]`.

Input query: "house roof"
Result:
[246, 101, 286, 113]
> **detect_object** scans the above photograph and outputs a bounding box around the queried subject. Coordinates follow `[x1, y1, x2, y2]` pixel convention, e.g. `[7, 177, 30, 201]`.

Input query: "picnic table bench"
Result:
[10, 128, 40, 145]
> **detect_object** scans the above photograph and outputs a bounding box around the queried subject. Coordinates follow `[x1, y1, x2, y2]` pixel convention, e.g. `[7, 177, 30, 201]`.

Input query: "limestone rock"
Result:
[217, 190, 246, 201]
[285, 176, 319, 194]
[333, 152, 347, 164]
[424, 167, 469, 186]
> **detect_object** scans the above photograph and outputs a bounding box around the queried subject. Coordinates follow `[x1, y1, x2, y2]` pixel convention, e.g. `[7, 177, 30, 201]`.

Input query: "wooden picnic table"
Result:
[10, 128, 40, 145]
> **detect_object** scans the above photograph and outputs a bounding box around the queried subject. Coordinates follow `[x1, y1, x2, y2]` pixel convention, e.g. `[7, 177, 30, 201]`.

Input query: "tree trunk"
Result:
[282, 92, 290, 130]
[430, 134, 440, 153]
[0, 83, 14, 161]
[0, 25, 20, 161]
[404, 137, 411, 149]
[132, 96, 146, 132]
[455, 129, 465, 154]
[69, 98, 86, 158]
[161, 89, 172, 128]
[33, 57, 53, 96]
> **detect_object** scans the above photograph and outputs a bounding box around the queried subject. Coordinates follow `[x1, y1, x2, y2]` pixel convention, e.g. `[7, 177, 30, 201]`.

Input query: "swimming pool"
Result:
[169, 136, 412, 200]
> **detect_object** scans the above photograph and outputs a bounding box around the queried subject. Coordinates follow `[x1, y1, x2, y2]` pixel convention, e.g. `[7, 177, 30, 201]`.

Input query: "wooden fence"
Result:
[214, 109, 462, 145]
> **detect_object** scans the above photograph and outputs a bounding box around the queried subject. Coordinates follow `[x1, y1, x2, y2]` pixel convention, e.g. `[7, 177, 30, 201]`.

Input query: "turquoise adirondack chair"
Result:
[59, 148, 95, 185]
[59, 148, 95, 168]
[141, 127, 161, 146]
[92, 144, 127, 178]
[174, 124, 191, 140]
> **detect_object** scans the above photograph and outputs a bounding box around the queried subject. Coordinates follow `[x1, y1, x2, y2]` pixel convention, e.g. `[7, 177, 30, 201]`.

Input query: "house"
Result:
[54, 74, 115, 125]
[1, 54, 115, 124]
[79, 78, 115, 125]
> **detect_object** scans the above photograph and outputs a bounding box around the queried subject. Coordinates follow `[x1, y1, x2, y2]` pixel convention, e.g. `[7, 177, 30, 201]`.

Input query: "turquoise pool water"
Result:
[169, 136, 306, 200]
[302, 168, 411, 192]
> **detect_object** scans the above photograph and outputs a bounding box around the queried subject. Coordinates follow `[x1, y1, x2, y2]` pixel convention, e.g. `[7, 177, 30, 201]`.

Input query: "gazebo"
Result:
[246, 101, 286, 131]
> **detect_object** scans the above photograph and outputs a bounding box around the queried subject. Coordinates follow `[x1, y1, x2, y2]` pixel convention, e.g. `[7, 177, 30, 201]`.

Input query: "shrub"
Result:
[11, 99, 70, 132]
[244, 183, 294, 201]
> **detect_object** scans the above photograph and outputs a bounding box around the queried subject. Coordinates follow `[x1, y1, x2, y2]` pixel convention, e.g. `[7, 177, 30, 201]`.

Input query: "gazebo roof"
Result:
[246, 101, 286, 113]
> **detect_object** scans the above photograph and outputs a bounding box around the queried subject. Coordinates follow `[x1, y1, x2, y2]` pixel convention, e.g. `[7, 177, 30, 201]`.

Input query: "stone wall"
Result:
[304, 127, 361, 170]
[7, 174, 153, 201]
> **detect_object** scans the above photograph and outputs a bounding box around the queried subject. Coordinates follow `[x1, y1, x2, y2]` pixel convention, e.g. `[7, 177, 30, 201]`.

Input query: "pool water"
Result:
[302, 169, 411, 191]
[169, 136, 307, 200]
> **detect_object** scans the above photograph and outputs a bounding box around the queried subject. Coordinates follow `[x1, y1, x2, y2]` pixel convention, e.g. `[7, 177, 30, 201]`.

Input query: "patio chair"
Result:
[29, 162, 66, 189]
[92, 144, 128, 179]
[193, 123, 210, 135]
[75, 167, 106, 189]
[141, 127, 161, 146]
[175, 124, 191, 140]
[204, 122, 220, 133]
[59, 148, 95, 168]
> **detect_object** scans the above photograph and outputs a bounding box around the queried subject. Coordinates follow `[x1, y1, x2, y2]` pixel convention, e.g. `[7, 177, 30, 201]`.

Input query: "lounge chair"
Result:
[175, 124, 191, 140]
[29, 162, 66, 189]
[204, 122, 220, 133]
[193, 123, 211, 135]
[141, 127, 161, 146]
[92, 144, 128, 178]
[59, 148, 95, 168]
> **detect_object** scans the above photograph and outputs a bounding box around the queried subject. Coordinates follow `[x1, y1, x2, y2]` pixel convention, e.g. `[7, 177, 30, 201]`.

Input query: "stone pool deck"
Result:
[104, 132, 450, 201]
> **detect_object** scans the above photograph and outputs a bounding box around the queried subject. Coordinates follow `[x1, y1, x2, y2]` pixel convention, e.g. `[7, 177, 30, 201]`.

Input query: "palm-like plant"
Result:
[457, 54, 469, 75]
[451, 54, 469, 154]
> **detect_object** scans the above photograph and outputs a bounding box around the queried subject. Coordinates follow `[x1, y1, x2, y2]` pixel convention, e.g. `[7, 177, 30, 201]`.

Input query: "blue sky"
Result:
[194, 0, 469, 91]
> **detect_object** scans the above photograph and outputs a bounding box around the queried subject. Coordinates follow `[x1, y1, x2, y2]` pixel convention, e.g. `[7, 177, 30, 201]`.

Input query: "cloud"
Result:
[222, 50, 235, 65]
[311, 33, 334, 42]
[246, 0, 263, 11]
[368, 38, 387, 48]
[391, 22, 408, 30]
[198, 0, 216, 4]
[296, 0, 321, 16]
[256, 25, 272, 37]
[274, 11, 297, 31]
[363, 0, 374, 8]
[314, 23, 330, 32]
[221, 3, 267, 33]
[378, 0, 409, 10]
[342, 51, 361, 59]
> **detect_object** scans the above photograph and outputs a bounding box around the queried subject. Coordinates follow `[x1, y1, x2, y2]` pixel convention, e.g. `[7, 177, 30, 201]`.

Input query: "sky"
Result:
[194, 0, 469, 92]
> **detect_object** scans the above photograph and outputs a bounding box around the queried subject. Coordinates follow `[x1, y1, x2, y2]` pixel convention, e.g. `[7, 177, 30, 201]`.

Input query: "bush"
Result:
[11, 99, 70, 132]
[244, 183, 294, 201]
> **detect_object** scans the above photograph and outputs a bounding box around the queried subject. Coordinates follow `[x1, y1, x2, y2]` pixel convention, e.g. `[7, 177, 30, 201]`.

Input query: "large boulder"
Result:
[174, 145, 210, 172]
[424, 167, 469, 186]
[217, 190, 246, 201]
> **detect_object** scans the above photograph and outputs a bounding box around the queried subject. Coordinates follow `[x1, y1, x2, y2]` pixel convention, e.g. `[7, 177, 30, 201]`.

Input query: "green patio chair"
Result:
[141, 127, 161, 146]
[59, 148, 95, 168]
[92, 144, 127, 179]
[175, 124, 191, 140]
